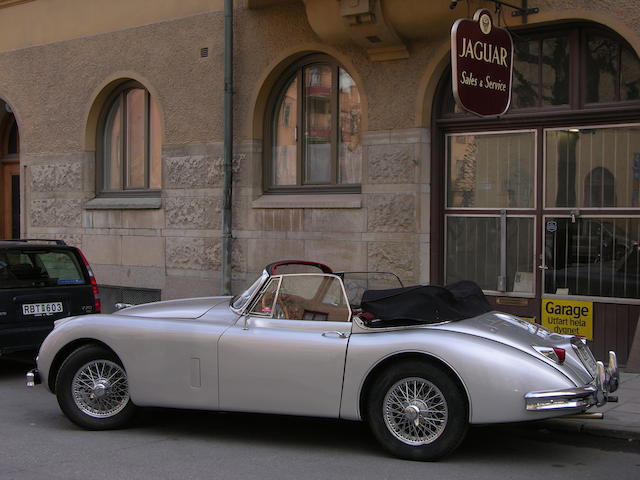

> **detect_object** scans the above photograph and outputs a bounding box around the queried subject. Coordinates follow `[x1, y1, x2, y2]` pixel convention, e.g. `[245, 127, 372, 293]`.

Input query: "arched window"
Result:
[264, 54, 362, 193]
[97, 81, 161, 195]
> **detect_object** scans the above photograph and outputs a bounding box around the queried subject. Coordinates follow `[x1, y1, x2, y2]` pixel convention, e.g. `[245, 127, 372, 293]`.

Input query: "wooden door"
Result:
[1, 162, 19, 238]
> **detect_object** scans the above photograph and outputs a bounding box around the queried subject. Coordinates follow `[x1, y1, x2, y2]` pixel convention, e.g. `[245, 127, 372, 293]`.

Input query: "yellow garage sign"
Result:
[542, 299, 593, 340]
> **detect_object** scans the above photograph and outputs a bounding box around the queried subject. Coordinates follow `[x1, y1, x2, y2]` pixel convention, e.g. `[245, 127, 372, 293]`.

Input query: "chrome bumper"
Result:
[525, 350, 619, 411]
[26, 369, 41, 388]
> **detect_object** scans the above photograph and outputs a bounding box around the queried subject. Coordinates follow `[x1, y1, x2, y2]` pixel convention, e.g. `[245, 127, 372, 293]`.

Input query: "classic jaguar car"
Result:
[27, 260, 619, 461]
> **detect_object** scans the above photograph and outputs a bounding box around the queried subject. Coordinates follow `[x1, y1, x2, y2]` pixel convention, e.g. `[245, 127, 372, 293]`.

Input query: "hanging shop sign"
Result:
[541, 299, 593, 340]
[451, 9, 514, 116]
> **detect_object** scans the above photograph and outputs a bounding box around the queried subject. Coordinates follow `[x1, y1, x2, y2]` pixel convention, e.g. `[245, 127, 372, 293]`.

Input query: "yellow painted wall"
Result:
[0, 0, 223, 51]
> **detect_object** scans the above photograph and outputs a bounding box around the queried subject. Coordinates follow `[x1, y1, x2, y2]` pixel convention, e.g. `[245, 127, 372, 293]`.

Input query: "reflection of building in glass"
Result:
[546, 126, 640, 209]
[272, 61, 361, 186]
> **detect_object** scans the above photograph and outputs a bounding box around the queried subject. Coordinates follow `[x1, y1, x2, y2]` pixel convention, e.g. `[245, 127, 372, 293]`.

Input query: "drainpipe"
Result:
[221, 0, 233, 295]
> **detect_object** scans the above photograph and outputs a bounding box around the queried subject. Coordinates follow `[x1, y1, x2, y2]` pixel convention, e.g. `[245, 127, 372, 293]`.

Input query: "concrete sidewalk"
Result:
[542, 371, 640, 440]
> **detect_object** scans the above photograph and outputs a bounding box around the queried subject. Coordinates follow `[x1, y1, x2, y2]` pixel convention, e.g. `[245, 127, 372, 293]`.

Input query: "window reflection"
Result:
[339, 68, 361, 184]
[541, 36, 569, 106]
[446, 216, 534, 293]
[447, 132, 535, 208]
[513, 39, 540, 108]
[546, 126, 640, 208]
[100, 83, 162, 193]
[125, 88, 146, 189]
[103, 100, 123, 190]
[273, 77, 298, 186]
[446, 217, 500, 291]
[304, 64, 332, 184]
[587, 34, 619, 103]
[268, 57, 362, 189]
[621, 47, 640, 101]
[545, 218, 640, 299]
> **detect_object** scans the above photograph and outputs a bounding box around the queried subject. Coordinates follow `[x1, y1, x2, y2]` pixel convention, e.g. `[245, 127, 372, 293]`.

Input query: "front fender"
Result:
[37, 314, 224, 410]
[340, 328, 580, 423]
[37, 315, 126, 393]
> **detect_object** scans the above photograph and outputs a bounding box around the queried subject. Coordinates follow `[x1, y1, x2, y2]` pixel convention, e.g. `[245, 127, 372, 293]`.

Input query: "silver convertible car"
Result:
[27, 260, 619, 461]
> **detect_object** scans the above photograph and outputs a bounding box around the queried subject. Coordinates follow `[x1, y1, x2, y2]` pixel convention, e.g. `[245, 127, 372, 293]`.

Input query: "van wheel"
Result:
[366, 360, 468, 461]
[55, 345, 136, 430]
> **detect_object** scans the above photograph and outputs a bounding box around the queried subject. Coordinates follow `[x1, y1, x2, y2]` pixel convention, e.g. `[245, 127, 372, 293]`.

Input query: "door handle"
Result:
[322, 331, 349, 339]
[538, 264, 548, 270]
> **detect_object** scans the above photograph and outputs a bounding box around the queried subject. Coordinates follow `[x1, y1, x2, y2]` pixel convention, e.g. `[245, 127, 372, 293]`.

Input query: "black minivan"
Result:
[0, 239, 100, 355]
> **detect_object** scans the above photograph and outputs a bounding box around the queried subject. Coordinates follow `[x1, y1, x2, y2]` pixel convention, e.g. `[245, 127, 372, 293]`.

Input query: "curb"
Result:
[541, 418, 640, 441]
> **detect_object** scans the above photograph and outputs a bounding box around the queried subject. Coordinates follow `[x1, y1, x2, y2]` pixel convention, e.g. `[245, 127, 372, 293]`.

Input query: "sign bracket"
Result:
[451, 1, 539, 24]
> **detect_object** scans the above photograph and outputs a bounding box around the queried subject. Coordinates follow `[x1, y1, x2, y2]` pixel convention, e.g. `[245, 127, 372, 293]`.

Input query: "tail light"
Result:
[78, 249, 101, 313]
[533, 345, 565, 364]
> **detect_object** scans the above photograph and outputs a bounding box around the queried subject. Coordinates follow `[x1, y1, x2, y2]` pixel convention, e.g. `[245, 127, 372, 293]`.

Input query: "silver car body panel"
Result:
[342, 320, 582, 423]
[218, 316, 350, 417]
[34, 273, 607, 426]
[113, 296, 229, 319]
[38, 298, 236, 410]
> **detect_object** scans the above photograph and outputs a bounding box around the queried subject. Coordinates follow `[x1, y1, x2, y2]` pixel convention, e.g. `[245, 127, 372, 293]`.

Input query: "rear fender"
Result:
[341, 328, 577, 423]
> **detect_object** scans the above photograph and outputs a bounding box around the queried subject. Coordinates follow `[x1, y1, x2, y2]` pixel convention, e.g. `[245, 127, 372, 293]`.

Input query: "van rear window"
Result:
[0, 249, 86, 289]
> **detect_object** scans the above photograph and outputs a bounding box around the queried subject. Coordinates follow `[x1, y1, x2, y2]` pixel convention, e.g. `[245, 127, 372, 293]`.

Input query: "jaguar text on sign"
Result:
[451, 9, 514, 116]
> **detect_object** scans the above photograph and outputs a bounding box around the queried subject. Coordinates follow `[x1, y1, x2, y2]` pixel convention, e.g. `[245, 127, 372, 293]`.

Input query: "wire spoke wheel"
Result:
[383, 377, 448, 446]
[71, 359, 130, 418]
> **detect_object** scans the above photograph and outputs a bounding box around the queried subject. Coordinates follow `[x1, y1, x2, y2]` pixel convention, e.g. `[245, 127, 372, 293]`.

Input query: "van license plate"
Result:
[22, 302, 64, 316]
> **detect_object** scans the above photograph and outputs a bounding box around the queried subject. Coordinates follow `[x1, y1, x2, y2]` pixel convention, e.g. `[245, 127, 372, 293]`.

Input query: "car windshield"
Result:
[231, 270, 269, 311]
[0, 249, 86, 289]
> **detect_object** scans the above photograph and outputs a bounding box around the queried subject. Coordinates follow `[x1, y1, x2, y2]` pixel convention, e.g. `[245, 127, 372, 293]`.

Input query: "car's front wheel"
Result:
[55, 344, 136, 430]
[366, 360, 468, 461]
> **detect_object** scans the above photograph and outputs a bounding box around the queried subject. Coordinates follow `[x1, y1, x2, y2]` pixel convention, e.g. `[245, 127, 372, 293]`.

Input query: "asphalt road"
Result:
[2, 356, 639, 480]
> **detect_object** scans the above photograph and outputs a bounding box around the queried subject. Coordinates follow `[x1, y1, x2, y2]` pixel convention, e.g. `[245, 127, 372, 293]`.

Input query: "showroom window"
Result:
[444, 26, 640, 114]
[264, 54, 362, 193]
[435, 23, 640, 303]
[97, 81, 161, 195]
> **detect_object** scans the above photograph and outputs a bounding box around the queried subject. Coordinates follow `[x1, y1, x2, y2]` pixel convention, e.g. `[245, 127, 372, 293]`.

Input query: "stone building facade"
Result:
[1, 0, 639, 363]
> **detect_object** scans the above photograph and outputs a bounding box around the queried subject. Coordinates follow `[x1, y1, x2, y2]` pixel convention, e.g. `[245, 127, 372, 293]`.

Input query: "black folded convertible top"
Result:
[360, 280, 492, 327]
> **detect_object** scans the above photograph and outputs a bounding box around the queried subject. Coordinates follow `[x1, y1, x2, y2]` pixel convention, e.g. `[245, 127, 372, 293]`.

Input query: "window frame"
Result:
[96, 81, 160, 198]
[441, 23, 640, 121]
[263, 54, 362, 194]
[432, 23, 640, 289]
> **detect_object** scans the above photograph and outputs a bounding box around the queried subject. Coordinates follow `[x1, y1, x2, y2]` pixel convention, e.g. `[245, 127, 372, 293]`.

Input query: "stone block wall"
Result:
[12, 5, 433, 300]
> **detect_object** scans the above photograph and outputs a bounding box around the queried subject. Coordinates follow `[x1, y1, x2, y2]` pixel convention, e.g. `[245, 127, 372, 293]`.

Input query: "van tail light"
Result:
[533, 346, 565, 364]
[78, 249, 101, 313]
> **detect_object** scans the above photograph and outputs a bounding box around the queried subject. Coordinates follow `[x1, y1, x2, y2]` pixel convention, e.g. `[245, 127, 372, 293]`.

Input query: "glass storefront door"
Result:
[542, 125, 640, 302]
[445, 130, 537, 298]
[444, 124, 640, 334]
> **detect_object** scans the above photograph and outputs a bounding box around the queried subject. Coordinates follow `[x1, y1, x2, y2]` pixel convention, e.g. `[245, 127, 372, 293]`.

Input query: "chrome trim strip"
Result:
[525, 385, 597, 411]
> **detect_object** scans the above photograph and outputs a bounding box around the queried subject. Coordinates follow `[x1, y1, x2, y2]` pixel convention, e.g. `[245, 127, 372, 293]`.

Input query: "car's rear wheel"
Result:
[55, 344, 136, 430]
[366, 360, 468, 461]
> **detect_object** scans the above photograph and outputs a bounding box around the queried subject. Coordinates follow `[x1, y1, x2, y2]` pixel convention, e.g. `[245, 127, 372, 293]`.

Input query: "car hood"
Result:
[113, 296, 232, 319]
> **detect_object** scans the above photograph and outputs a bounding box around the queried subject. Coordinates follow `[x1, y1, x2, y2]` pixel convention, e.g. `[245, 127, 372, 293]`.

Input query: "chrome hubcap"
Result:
[383, 377, 448, 445]
[71, 360, 130, 418]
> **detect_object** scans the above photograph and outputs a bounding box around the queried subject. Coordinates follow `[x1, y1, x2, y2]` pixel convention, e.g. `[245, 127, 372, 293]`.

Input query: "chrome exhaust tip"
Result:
[562, 412, 604, 420]
[607, 351, 619, 393]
